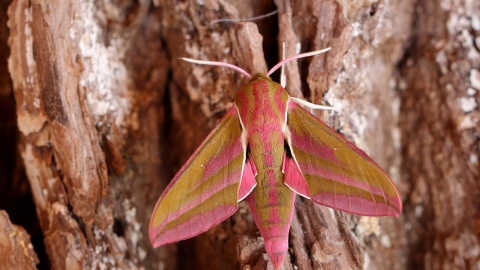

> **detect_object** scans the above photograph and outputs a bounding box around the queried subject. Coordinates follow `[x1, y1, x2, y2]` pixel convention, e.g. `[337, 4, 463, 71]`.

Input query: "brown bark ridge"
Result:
[2, 0, 479, 270]
[0, 211, 39, 270]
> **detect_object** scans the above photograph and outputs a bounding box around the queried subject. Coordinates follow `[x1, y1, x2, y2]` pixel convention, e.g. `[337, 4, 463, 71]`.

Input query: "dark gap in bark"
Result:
[123, 0, 140, 27]
[113, 218, 126, 237]
[159, 69, 177, 183]
[0, 107, 49, 270]
[369, 2, 377, 16]
[397, 43, 430, 270]
[178, 240, 195, 270]
[397, 0, 441, 268]
[258, 0, 280, 81]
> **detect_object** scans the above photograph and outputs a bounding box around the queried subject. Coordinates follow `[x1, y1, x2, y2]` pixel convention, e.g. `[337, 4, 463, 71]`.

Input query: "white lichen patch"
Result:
[113, 233, 128, 253]
[352, 22, 363, 37]
[467, 13, 477, 28]
[24, 7, 36, 76]
[391, 126, 401, 150]
[185, 65, 207, 102]
[470, 69, 480, 90]
[349, 111, 369, 151]
[470, 154, 478, 164]
[415, 204, 424, 217]
[363, 252, 372, 270]
[444, 232, 480, 261]
[435, 50, 448, 74]
[185, 42, 200, 58]
[458, 97, 477, 112]
[355, 216, 381, 237]
[460, 29, 474, 47]
[76, 1, 132, 129]
[122, 199, 143, 253]
[458, 115, 476, 130]
[90, 246, 117, 270]
[138, 247, 147, 261]
[445, 3, 480, 63]
[211, 32, 229, 53]
[441, 0, 452, 10]
[380, 234, 392, 248]
[324, 73, 347, 113]
[22, 6, 43, 112]
[467, 88, 477, 96]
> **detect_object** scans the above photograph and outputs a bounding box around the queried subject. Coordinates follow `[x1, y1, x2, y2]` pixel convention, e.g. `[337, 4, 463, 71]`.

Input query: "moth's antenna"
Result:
[267, 47, 331, 77]
[181, 58, 252, 78]
[210, 10, 278, 25]
[280, 42, 287, 88]
[290, 97, 340, 112]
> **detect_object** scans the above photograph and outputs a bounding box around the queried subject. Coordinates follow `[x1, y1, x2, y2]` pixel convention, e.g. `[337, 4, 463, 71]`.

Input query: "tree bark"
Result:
[0, 211, 39, 269]
[8, 0, 168, 269]
[1, 0, 479, 270]
[399, 1, 480, 269]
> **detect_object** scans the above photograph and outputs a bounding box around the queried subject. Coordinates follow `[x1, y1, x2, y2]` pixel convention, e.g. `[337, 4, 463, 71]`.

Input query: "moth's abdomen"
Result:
[246, 166, 295, 268]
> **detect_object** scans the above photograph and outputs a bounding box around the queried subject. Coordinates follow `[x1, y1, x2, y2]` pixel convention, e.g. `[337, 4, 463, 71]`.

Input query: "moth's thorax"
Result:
[234, 73, 289, 133]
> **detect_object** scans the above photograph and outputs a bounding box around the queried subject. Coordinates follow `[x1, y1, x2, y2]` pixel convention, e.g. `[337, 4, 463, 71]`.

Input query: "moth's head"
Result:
[249, 73, 273, 82]
[241, 73, 283, 92]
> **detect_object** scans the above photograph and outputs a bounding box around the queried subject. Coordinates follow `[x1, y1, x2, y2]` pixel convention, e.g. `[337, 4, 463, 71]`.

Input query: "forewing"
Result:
[285, 101, 402, 217]
[150, 106, 250, 247]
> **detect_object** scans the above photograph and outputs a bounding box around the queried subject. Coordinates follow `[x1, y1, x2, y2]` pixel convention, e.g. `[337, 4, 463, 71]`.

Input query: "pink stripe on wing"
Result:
[289, 129, 346, 168]
[288, 101, 374, 161]
[195, 138, 244, 188]
[155, 170, 242, 234]
[299, 162, 390, 198]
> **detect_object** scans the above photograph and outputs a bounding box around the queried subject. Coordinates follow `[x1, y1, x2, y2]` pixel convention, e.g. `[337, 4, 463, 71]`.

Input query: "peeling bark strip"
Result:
[7, 0, 167, 269]
[8, 0, 106, 266]
[9, 0, 106, 226]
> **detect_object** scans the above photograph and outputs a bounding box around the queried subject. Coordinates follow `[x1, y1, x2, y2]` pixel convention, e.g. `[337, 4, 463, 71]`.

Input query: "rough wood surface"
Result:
[0, 211, 39, 270]
[399, 1, 480, 269]
[0, 0, 479, 269]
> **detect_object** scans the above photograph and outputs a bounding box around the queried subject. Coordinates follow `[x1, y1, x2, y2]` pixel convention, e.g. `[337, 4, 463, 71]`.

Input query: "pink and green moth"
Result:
[149, 48, 402, 269]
